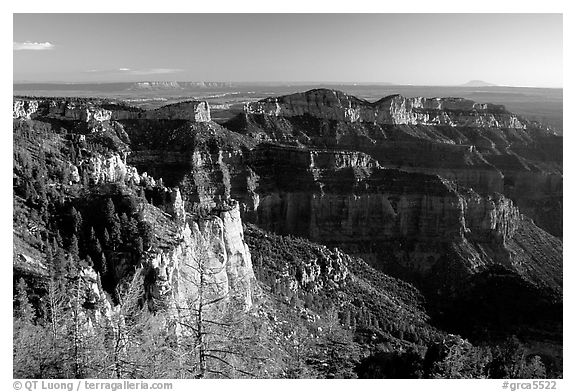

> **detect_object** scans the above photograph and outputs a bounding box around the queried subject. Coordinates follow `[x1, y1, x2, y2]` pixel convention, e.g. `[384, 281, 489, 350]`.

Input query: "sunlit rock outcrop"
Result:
[141, 199, 255, 312]
[245, 89, 527, 128]
[13, 97, 212, 123]
[236, 89, 562, 236]
[13, 99, 39, 119]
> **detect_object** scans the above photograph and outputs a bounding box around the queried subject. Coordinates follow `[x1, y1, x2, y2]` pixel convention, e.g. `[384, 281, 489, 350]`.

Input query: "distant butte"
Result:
[460, 80, 497, 87]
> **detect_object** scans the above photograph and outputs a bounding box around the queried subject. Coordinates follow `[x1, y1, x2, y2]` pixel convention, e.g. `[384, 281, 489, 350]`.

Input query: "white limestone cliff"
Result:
[144, 199, 255, 313]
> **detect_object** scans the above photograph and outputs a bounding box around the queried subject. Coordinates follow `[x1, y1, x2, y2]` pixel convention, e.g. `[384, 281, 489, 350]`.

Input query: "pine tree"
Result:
[101, 253, 108, 276]
[126, 217, 140, 244]
[103, 228, 110, 248]
[120, 212, 129, 229]
[93, 236, 103, 256]
[15, 278, 35, 323]
[87, 226, 96, 243]
[110, 215, 122, 250]
[68, 234, 80, 269]
[53, 246, 68, 282]
[71, 207, 83, 234]
[46, 275, 64, 343]
[103, 198, 116, 225]
[125, 196, 140, 215]
[13, 279, 51, 378]
[134, 236, 144, 256]
[88, 226, 102, 252]
[45, 241, 54, 273]
[139, 221, 155, 250]
[54, 230, 63, 248]
[81, 168, 90, 186]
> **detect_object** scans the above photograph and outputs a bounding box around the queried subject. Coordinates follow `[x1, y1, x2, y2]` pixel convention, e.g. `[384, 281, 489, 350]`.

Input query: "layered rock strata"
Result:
[235, 89, 562, 236]
[245, 144, 562, 301]
[76, 148, 257, 312]
[245, 89, 527, 128]
[13, 98, 211, 123]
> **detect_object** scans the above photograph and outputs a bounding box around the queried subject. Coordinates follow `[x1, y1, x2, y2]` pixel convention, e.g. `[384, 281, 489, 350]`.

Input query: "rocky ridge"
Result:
[13, 98, 211, 123]
[234, 89, 562, 237]
[245, 89, 528, 129]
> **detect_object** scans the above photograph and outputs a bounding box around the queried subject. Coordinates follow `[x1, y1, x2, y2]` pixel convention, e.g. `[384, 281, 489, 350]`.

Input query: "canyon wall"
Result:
[236, 89, 562, 236]
[13, 98, 211, 123]
[77, 148, 256, 312]
[14, 93, 561, 303]
[245, 89, 527, 128]
[244, 143, 561, 302]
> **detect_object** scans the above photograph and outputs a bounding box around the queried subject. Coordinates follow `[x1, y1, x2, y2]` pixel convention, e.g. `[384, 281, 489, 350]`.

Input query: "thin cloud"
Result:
[118, 68, 131, 71]
[129, 68, 183, 75]
[14, 41, 55, 51]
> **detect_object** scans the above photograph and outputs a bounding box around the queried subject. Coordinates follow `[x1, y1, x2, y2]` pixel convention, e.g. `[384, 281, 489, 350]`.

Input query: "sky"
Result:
[13, 13, 563, 87]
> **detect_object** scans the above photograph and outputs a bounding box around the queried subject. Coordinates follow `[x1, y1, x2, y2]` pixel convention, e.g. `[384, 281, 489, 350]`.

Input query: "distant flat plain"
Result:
[13, 83, 563, 132]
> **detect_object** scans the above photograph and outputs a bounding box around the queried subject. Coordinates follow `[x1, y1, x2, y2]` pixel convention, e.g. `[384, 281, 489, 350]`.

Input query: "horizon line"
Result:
[12, 80, 564, 89]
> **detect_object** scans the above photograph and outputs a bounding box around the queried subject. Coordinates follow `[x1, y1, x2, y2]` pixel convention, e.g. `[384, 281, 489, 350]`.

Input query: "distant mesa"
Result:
[130, 81, 183, 90]
[128, 81, 234, 90]
[460, 80, 497, 87]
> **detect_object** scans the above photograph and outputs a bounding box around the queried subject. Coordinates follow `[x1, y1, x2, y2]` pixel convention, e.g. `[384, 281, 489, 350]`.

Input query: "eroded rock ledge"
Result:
[245, 89, 527, 128]
[13, 98, 211, 123]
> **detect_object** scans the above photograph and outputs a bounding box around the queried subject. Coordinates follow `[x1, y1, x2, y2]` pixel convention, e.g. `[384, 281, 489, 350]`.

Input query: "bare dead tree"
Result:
[103, 272, 146, 378]
[173, 230, 263, 378]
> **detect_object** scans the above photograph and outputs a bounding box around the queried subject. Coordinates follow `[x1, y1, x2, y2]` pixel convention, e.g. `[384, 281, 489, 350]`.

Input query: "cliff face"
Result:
[247, 144, 562, 331]
[141, 197, 255, 313]
[235, 89, 562, 236]
[13, 108, 256, 317]
[138, 101, 211, 122]
[117, 117, 256, 213]
[79, 149, 256, 312]
[246, 145, 534, 275]
[13, 98, 211, 123]
[13, 99, 114, 123]
[93, 92, 560, 303]
[245, 89, 527, 128]
[12, 98, 255, 314]
[239, 140, 561, 348]
[84, 153, 138, 185]
[462, 192, 521, 243]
